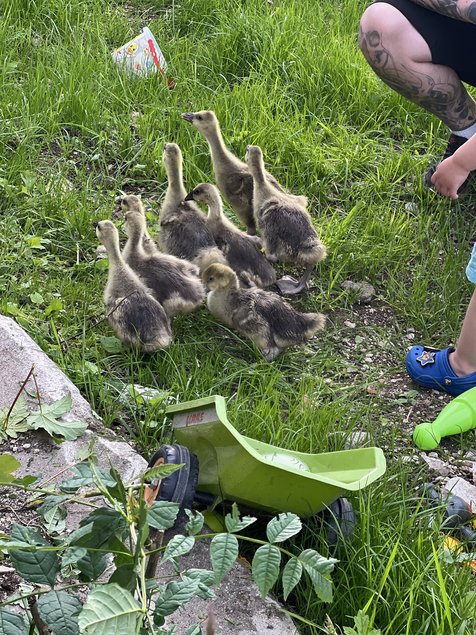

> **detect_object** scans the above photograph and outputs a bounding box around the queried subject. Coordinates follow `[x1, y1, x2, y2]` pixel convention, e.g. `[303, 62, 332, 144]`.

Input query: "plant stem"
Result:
[2, 365, 34, 431]
[28, 596, 50, 634]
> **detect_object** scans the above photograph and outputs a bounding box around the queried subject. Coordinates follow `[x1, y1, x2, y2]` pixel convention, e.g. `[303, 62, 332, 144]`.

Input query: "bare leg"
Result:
[358, 3, 476, 129]
[449, 288, 476, 375]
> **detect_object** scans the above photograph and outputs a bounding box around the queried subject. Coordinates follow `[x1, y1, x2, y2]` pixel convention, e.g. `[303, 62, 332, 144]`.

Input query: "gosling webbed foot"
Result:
[276, 275, 309, 295]
[261, 346, 282, 361]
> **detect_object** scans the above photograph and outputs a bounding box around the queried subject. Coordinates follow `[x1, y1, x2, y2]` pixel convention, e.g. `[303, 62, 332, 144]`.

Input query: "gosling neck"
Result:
[206, 193, 223, 221]
[203, 124, 235, 164]
[105, 236, 123, 266]
[248, 156, 267, 186]
[164, 157, 187, 200]
[125, 224, 146, 256]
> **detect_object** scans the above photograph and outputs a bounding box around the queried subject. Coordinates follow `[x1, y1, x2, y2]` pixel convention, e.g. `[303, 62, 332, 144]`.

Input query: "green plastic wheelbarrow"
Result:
[146, 395, 386, 519]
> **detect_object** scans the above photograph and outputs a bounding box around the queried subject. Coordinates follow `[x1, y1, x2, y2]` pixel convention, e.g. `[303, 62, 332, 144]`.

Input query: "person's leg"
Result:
[358, 3, 476, 130]
[449, 289, 476, 375]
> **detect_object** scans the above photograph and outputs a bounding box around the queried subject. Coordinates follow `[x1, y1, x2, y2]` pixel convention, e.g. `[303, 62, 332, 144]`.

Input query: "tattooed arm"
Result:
[408, 0, 476, 24]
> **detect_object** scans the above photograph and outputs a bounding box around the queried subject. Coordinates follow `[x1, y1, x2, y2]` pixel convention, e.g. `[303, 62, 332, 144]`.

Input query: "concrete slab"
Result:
[0, 315, 298, 633]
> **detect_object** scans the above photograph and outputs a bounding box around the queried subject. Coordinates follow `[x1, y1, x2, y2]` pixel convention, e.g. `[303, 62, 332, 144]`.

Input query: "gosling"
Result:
[181, 110, 284, 236]
[115, 194, 157, 256]
[202, 262, 325, 361]
[185, 183, 276, 289]
[246, 144, 327, 295]
[122, 211, 205, 317]
[160, 142, 226, 270]
[94, 220, 171, 352]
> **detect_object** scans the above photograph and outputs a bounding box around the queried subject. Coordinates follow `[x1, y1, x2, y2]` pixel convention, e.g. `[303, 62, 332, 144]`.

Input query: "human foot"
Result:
[406, 345, 476, 396]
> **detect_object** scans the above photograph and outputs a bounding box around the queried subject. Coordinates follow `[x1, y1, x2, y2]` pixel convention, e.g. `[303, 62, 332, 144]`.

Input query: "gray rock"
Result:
[344, 430, 370, 449]
[444, 476, 476, 513]
[0, 315, 101, 431]
[421, 454, 452, 478]
[341, 280, 376, 303]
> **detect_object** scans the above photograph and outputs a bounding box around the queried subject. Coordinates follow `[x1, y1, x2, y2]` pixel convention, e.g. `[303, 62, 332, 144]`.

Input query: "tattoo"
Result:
[359, 26, 476, 127]
[409, 0, 476, 25]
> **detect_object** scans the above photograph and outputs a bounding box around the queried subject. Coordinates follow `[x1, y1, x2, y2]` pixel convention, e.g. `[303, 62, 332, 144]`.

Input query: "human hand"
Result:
[430, 156, 470, 199]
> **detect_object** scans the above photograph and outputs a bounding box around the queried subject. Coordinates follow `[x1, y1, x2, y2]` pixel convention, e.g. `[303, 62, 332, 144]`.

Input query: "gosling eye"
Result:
[196, 114, 202, 121]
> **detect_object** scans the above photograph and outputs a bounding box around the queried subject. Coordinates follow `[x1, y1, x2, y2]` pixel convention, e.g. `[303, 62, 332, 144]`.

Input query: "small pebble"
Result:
[405, 202, 419, 213]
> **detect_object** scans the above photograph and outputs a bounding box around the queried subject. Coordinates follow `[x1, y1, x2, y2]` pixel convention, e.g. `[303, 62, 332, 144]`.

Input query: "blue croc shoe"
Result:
[406, 345, 476, 396]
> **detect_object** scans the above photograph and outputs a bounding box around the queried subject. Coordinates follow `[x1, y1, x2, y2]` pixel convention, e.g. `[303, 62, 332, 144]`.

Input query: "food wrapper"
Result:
[112, 26, 174, 86]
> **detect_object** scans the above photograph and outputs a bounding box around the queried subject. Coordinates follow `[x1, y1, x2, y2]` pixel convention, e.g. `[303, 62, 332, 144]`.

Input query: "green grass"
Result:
[1, 0, 476, 632]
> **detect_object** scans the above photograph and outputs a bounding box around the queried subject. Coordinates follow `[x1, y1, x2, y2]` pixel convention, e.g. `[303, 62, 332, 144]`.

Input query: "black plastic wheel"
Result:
[147, 444, 199, 515]
[322, 497, 355, 546]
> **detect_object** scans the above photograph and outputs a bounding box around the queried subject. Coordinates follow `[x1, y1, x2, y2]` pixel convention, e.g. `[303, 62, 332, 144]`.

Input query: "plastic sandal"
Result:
[406, 345, 476, 396]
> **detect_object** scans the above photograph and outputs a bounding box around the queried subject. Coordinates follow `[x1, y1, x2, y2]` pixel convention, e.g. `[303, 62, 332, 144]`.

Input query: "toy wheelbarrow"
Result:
[145, 395, 386, 521]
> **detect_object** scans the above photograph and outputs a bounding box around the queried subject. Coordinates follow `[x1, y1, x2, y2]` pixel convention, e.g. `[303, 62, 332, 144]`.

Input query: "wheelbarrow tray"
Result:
[167, 395, 386, 517]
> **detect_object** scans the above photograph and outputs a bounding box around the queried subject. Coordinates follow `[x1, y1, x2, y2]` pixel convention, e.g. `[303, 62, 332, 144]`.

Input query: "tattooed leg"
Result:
[358, 3, 476, 129]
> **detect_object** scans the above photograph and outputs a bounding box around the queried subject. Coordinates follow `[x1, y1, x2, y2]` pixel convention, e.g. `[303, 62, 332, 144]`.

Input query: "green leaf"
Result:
[44, 298, 63, 316]
[155, 576, 200, 617]
[100, 335, 123, 353]
[162, 535, 195, 562]
[343, 610, 382, 635]
[353, 611, 370, 634]
[298, 549, 337, 603]
[282, 557, 303, 600]
[37, 590, 82, 635]
[185, 626, 201, 635]
[77, 551, 109, 582]
[79, 508, 128, 542]
[0, 398, 30, 440]
[9, 524, 59, 587]
[61, 463, 116, 494]
[0, 454, 21, 482]
[251, 544, 281, 598]
[38, 495, 69, 535]
[266, 513, 302, 543]
[147, 501, 180, 531]
[184, 568, 216, 600]
[27, 236, 46, 249]
[0, 608, 29, 634]
[61, 546, 87, 569]
[78, 583, 142, 634]
[185, 510, 204, 536]
[109, 563, 138, 592]
[210, 533, 239, 583]
[224, 503, 256, 533]
[29, 292, 44, 304]
[184, 568, 215, 586]
[106, 466, 128, 505]
[27, 393, 87, 440]
[144, 463, 183, 482]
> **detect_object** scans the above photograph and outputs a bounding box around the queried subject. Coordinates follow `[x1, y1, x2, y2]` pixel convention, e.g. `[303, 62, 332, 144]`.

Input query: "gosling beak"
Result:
[184, 191, 194, 201]
[92, 221, 99, 229]
[181, 112, 195, 123]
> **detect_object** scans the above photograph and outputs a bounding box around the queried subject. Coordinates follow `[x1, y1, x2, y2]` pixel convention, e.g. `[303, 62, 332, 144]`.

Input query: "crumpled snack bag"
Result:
[112, 26, 175, 86]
